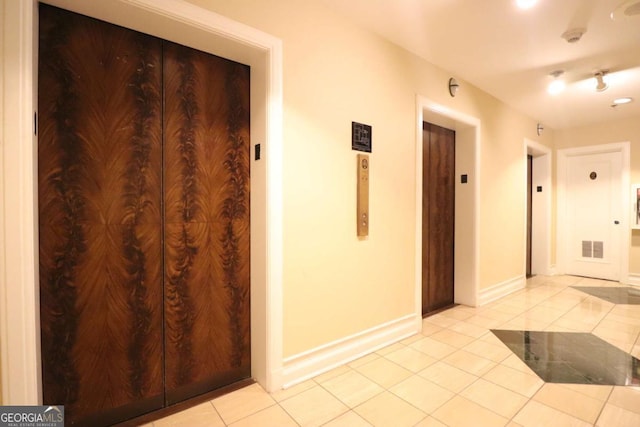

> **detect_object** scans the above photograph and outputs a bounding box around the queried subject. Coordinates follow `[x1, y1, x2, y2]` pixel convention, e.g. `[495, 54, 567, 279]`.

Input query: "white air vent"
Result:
[593, 241, 604, 259]
[581, 240, 604, 258]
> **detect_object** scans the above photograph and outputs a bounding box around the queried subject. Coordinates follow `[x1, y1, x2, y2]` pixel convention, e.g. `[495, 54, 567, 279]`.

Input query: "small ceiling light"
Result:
[547, 70, 566, 95]
[516, 0, 538, 9]
[536, 123, 544, 136]
[448, 78, 459, 97]
[613, 97, 634, 105]
[594, 71, 609, 92]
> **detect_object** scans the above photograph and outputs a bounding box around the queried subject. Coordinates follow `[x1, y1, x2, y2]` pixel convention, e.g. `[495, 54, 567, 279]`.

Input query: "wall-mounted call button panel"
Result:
[357, 154, 369, 237]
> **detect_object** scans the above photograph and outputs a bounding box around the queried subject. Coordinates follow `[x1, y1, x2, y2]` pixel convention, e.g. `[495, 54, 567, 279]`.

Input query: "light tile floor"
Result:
[149, 275, 640, 426]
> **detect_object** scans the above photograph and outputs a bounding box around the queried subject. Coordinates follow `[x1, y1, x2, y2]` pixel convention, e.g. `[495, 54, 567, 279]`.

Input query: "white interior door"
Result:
[563, 151, 622, 281]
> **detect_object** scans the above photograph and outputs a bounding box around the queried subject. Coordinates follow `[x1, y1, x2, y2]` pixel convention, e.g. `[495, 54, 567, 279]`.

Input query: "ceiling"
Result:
[319, 0, 640, 130]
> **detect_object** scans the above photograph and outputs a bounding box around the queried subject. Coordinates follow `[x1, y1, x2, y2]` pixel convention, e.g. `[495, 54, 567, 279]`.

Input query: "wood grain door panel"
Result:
[527, 155, 533, 277]
[39, 5, 251, 424]
[422, 122, 455, 315]
[38, 5, 164, 425]
[162, 41, 251, 404]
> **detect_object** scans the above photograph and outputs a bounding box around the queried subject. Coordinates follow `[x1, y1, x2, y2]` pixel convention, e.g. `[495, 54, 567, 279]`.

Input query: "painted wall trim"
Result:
[281, 314, 420, 389]
[415, 95, 481, 315]
[0, 0, 39, 405]
[477, 275, 526, 306]
[0, 0, 284, 404]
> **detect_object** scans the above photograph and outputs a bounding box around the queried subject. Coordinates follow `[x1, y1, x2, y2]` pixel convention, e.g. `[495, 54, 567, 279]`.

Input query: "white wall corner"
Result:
[477, 275, 526, 306]
[280, 314, 420, 390]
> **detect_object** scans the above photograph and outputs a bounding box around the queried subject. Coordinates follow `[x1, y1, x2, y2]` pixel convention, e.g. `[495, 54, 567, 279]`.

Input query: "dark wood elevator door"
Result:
[422, 122, 455, 316]
[526, 155, 533, 277]
[163, 40, 251, 405]
[38, 5, 250, 426]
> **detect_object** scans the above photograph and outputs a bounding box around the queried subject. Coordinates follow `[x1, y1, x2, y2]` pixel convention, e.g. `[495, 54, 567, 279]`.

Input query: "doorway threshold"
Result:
[422, 303, 458, 319]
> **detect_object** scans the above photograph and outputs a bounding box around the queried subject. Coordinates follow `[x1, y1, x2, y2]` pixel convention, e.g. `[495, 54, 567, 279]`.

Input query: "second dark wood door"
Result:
[422, 122, 455, 315]
[527, 155, 533, 277]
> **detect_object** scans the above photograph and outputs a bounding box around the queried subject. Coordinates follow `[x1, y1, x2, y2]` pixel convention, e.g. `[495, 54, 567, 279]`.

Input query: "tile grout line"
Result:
[593, 385, 617, 427]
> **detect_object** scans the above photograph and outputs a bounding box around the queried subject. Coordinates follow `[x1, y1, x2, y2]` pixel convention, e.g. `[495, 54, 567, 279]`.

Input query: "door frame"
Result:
[0, 0, 284, 404]
[415, 95, 480, 318]
[556, 142, 630, 281]
[524, 139, 552, 276]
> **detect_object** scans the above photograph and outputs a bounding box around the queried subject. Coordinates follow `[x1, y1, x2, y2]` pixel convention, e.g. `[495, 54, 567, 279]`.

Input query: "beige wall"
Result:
[554, 116, 640, 273]
[187, 0, 553, 357]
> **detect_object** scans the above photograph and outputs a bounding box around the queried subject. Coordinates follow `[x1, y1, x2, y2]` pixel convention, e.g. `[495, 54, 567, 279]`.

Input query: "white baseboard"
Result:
[532, 265, 556, 276]
[545, 265, 558, 276]
[281, 314, 420, 389]
[477, 275, 526, 306]
[625, 273, 640, 287]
